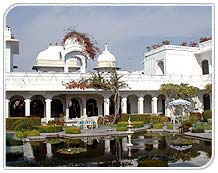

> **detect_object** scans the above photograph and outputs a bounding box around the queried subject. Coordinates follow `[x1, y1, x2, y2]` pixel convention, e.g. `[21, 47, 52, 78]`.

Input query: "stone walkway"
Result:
[184, 131, 212, 140]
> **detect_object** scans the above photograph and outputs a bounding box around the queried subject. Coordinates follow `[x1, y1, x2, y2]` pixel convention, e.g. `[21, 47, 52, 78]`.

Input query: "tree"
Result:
[62, 29, 100, 59]
[159, 83, 199, 100]
[63, 70, 128, 124]
[108, 70, 128, 123]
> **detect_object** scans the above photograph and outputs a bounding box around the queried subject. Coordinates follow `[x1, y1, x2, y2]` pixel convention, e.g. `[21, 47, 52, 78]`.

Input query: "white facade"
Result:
[4, 27, 212, 123]
[144, 42, 212, 76]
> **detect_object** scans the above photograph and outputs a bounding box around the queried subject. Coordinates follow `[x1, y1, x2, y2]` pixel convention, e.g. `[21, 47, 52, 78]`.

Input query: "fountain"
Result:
[126, 116, 134, 147]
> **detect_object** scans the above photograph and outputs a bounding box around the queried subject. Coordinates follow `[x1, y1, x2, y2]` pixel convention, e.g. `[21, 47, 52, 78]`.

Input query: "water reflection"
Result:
[6, 133, 212, 167]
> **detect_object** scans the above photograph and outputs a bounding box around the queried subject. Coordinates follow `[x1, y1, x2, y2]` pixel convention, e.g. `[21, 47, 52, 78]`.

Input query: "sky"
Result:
[6, 5, 212, 72]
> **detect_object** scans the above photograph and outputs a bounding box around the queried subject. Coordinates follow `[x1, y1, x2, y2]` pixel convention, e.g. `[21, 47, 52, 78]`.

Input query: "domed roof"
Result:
[37, 45, 63, 60]
[97, 44, 116, 62]
[94, 44, 120, 72]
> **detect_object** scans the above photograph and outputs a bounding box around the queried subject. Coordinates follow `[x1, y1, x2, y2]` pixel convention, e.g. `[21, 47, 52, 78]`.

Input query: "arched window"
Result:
[9, 95, 25, 117]
[157, 94, 165, 114]
[202, 60, 209, 75]
[144, 95, 152, 113]
[203, 94, 210, 110]
[127, 95, 138, 114]
[156, 61, 164, 75]
[30, 99, 44, 118]
[69, 99, 81, 118]
[51, 99, 63, 117]
[86, 99, 98, 117]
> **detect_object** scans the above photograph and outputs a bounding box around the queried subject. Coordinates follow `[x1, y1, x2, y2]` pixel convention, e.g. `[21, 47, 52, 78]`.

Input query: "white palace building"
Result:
[4, 26, 212, 124]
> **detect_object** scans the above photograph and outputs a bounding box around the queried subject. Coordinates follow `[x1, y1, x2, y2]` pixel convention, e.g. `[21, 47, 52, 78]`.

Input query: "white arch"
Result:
[62, 47, 89, 73]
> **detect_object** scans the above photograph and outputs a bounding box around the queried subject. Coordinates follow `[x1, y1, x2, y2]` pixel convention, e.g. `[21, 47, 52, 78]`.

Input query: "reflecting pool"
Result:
[6, 132, 212, 167]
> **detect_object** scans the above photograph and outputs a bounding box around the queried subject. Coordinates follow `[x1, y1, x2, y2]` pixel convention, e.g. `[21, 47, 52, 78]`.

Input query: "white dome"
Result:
[95, 44, 120, 72]
[97, 44, 116, 62]
[37, 45, 63, 60]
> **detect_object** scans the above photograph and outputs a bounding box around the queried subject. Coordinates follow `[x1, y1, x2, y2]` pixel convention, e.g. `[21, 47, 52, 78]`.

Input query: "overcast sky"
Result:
[6, 5, 212, 72]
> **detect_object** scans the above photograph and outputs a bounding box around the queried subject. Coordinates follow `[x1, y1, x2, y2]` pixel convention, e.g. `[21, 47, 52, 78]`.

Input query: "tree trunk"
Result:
[112, 91, 120, 124]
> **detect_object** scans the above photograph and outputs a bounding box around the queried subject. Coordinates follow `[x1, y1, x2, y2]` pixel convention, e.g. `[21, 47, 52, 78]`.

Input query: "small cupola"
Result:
[94, 43, 120, 72]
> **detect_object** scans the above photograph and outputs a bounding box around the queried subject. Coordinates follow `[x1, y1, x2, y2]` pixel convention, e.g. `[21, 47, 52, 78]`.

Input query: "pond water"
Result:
[6, 132, 212, 167]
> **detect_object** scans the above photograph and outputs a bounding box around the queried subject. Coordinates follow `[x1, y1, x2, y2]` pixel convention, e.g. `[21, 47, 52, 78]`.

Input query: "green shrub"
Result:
[150, 115, 162, 123]
[116, 126, 128, 131]
[117, 121, 144, 128]
[167, 123, 173, 130]
[202, 110, 212, 120]
[191, 128, 205, 133]
[16, 130, 40, 138]
[118, 114, 152, 123]
[26, 130, 40, 136]
[153, 123, 163, 129]
[189, 116, 199, 124]
[6, 117, 41, 131]
[35, 125, 62, 133]
[12, 120, 33, 131]
[195, 122, 212, 130]
[65, 126, 81, 134]
[16, 131, 26, 138]
[204, 124, 212, 130]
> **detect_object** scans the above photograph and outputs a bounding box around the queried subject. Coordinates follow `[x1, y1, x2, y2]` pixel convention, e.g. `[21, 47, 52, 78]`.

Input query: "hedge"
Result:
[118, 114, 164, 124]
[16, 130, 40, 138]
[116, 126, 128, 131]
[65, 126, 81, 134]
[167, 123, 173, 130]
[117, 121, 144, 128]
[193, 122, 212, 130]
[191, 128, 205, 133]
[153, 123, 163, 129]
[35, 125, 62, 133]
[6, 117, 41, 131]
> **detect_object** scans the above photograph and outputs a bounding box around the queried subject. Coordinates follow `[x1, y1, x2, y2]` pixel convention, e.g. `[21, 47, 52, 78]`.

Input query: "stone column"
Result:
[121, 97, 127, 114]
[165, 97, 171, 116]
[5, 99, 10, 118]
[104, 98, 110, 116]
[152, 97, 158, 114]
[24, 99, 31, 117]
[83, 104, 87, 117]
[98, 100, 103, 116]
[138, 97, 144, 114]
[45, 99, 52, 123]
[65, 97, 70, 121]
[81, 97, 87, 117]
